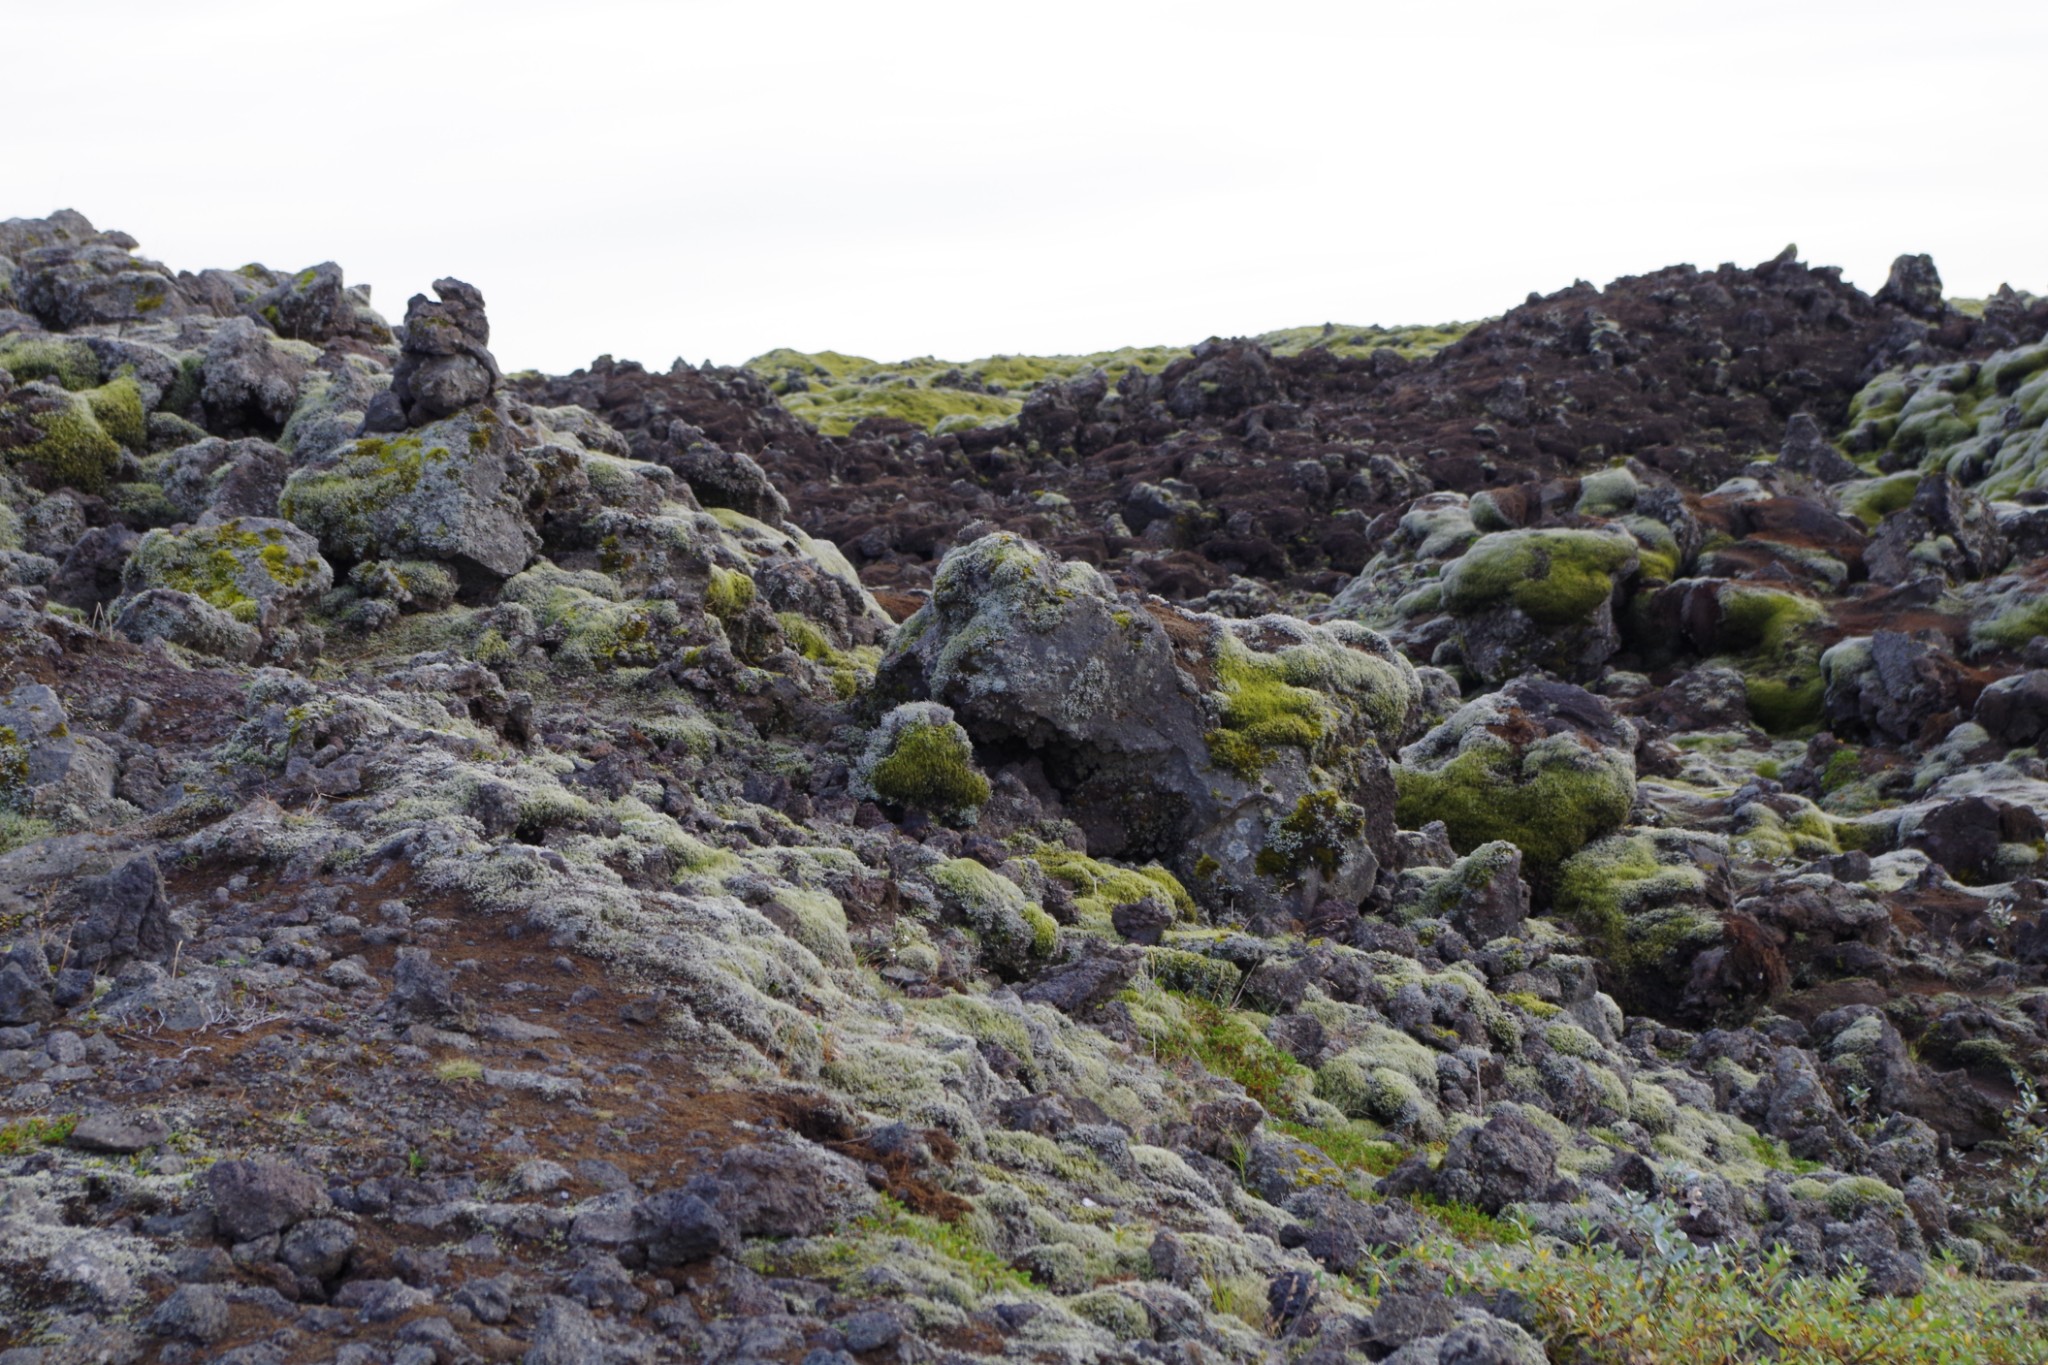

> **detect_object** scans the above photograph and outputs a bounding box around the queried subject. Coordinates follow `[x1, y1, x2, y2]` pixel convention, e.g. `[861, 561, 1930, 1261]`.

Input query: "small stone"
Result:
[67, 1110, 169, 1154]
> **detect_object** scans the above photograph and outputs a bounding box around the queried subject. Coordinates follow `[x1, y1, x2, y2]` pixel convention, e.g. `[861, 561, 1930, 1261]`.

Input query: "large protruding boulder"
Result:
[280, 403, 561, 584]
[364, 277, 500, 430]
[881, 533, 1421, 923]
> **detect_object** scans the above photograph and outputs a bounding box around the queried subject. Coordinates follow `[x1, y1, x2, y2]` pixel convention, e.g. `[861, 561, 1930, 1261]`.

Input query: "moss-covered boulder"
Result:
[883, 533, 1421, 924]
[1438, 527, 1639, 683]
[0, 376, 144, 493]
[122, 517, 332, 628]
[1394, 678, 1637, 879]
[852, 702, 989, 826]
[113, 587, 261, 661]
[280, 402, 571, 583]
[1553, 826, 1786, 1023]
[929, 857, 1057, 977]
[498, 561, 681, 671]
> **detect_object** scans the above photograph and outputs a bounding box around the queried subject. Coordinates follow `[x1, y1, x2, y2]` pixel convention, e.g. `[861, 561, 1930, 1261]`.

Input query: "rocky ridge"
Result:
[0, 210, 2046, 1362]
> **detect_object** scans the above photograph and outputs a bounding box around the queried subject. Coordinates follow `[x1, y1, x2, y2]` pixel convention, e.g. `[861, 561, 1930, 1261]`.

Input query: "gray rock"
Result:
[523, 1296, 609, 1365]
[279, 1217, 356, 1281]
[370, 278, 500, 429]
[115, 588, 262, 661]
[1865, 475, 2008, 586]
[1778, 412, 1864, 483]
[47, 523, 139, 610]
[663, 436, 789, 523]
[203, 1158, 331, 1242]
[631, 1190, 733, 1267]
[67, 1110, 168, 1154]
[700, 1141, 877, 1238]
[147, 1283, 230, 1343]
[1876, 252, 1945, 318]
[1820, 631, 1964, 744]
[883, 533, 1419, 922]
[1427, 1105, 1558, 1215]
[53, 853, 179, 975]
[0, 961, 53, 1026]
[1020, 947, 1143, 1015]
[158, 437, 290, 522]
[200, 316, 312, 434]
[1419, 841, 1530, 942]
[1976, 670, 2048, 748]
[835, 1309, 901, 1352]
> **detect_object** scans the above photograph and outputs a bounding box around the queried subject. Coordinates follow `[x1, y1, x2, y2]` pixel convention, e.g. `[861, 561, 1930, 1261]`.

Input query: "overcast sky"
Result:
[12, 1, 2046, 374]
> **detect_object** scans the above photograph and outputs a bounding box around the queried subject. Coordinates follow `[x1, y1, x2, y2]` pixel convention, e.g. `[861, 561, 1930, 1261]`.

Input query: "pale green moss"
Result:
[867, 721, 990, 819]
[1553, 828, 1714, 954]
[0, 336, 99, 390]
[1394, 737, 1634, 875]
[1439, 528, 1638, 626]
[704, 564, 755, 619]
[502, 563, 680, 669]
[1034, 848, 1194, 932]
[931, 857, 1056, 972]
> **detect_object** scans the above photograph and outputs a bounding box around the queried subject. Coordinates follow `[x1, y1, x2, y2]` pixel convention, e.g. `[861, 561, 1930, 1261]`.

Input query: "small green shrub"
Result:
[0, 1114, 78, 1155]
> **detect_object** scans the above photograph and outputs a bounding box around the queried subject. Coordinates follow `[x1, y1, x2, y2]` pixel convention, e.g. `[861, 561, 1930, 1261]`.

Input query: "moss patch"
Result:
[868, 721, 990, 817]
[1440, 528, 1638, 626]
[1394, 738, 1634, 875]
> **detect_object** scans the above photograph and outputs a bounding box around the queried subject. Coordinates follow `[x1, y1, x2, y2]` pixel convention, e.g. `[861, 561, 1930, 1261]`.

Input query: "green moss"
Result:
[1843, 472, 1921, 528]
[279, 434, 451, 559]
[1142, 989, 1307, 1111]
[1440, 528, 1638, 626]
[1974, 598, 2048, 650]
[0, 1114, 77, 1155]
[1255, 789, 1365, 883]
[127, 519, 318, 618]
[1204, 638, 1326, 777]
[1269, 1119, 1406, 1176]
[1413, 1195, 1530, 1245]
[868, 721, 990, 816]
[1142, 948, 1242, 1002]
[704, 564, 755, 619]
[4, 387, 124, 492]
[501, 563, 679, 669]
[1314, 1027, 1444, 1136]
[83, 375, 145, 449]
[1744, 674, 1825, 734]
[777, 612, 876, 698]
[0, 810, 52, 855]
[1034, 848, 1194, 931]
[1711, 587, 1827, 734]
[1394, 741, 1634, 875]
[0, 336, 99, 390]
[931, 858, 1055, 971]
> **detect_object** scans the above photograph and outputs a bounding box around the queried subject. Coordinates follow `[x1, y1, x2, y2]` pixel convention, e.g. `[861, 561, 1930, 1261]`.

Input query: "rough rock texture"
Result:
[2, 211, 2047, 1363]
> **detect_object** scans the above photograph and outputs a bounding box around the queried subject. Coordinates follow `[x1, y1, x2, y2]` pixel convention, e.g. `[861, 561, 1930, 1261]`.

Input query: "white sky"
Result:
[10, 0, 2047, 374]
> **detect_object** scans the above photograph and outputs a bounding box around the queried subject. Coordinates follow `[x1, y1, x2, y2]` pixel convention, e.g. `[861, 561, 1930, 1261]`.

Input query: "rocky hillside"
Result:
[2, 208, 2047, 1363]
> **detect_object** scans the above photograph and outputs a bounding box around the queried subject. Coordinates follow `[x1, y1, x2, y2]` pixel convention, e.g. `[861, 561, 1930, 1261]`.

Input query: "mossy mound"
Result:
[0, 336, 100, 391]
[1440, 528, 1639, 627]
[499, 561, 681, 670]
[1553, 827, 1725, 951]
[1713, 585, 1828, 734]
[930, 857, 1057, 976]
[0, 377, 144, 493]
[853, 702, 989, 826]
[1203, 616, 1419, 779]
[1841, 340, 2048, 498]
[1395, 734, 1635, 877]
[123, 516, 333, 626]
